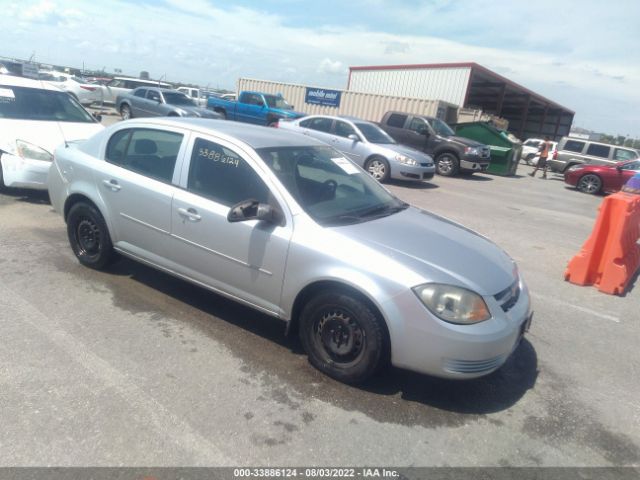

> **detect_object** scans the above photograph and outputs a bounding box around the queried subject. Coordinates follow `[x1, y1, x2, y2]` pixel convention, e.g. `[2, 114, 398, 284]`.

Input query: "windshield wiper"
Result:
[358, 202, 409, 219]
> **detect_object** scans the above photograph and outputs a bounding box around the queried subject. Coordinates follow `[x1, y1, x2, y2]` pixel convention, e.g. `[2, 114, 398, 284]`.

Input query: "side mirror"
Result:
[227, 199, 281, 224]
[348, 134, 360, 142]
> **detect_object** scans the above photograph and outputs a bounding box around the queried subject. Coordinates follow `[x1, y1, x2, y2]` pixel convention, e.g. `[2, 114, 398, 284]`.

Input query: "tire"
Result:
[216, 109, 227, 120]
[299, 289, 387, 384]
[577, 174, 602, 195]
[365, 156, 390, 183]
[67, 202, 115, 270]
[524, 153, 535, 166]
[435, 152, 460, 176]
[120, 104, 132, 120]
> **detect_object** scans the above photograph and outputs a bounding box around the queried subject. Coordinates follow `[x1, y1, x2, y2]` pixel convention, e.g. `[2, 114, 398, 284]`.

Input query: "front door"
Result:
[330, 120, 366, 166]
[170, 135, 292, 315]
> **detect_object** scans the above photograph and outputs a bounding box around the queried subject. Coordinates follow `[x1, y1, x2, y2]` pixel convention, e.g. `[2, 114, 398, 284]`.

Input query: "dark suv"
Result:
[379, 111, 491, 176]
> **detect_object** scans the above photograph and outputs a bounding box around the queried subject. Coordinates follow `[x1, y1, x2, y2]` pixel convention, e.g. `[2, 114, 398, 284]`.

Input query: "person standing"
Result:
[529, 137, 551, 179]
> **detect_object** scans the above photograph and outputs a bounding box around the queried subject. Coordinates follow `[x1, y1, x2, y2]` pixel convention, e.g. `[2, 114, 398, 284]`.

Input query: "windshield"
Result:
[355, 122, 396, 144]
[430, 118, 456, 137]
[162, 91, 197, 106]
[264, 95, 292, 110]
[257, 145, 408, 226]
[0, 85, 97, 123]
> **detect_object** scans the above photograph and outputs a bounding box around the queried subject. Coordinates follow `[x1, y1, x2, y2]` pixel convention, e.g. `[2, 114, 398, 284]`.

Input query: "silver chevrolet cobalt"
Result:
[48, 118, 532, 384]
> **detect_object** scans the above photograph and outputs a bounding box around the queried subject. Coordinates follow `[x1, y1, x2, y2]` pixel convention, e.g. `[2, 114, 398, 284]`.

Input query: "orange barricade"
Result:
[565, 192, 640, 295]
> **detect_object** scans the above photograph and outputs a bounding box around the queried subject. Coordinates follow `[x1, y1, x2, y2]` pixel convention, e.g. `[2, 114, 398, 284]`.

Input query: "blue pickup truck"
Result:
[207, 91, 305, 126]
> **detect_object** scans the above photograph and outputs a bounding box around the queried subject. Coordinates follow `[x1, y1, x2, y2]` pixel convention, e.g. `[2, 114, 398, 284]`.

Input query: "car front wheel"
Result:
[365, 156, 390, 183]
[577, 174, 602, 194]
[120, 104, 132, 120]
[435, 153, 460, 176]
[67, 202, 115, 270]
[299, 290, 387, 384]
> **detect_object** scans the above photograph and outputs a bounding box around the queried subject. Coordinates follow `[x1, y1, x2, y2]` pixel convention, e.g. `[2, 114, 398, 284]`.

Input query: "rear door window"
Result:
[105, 128, 183, 183]
[304, 117, 333, 133]
[134, 89, 147, 98]
[386, 113, 407, 128]
[563, 140, 586, 153]
[586, 143, 611, 159]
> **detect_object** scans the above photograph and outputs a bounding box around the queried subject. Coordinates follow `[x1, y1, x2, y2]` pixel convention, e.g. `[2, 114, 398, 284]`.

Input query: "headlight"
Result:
[395, 154, 417, 166]
[16, 140, 54, 162]
[567, 165, 584, 172]
[413, 283, 491, 324]
[464, 147, 481, 156]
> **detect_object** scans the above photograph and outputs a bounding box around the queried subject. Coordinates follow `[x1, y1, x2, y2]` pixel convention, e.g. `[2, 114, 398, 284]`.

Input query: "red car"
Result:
[564, 159, 640, 194]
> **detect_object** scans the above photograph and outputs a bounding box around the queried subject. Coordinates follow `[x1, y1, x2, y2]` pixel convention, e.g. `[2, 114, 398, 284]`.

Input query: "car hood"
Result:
[442, 135, 486, 148]
[272, 108, 306, 118]
[381, 143, 434, 161]
[175, 106, 221, 118]
[334, 207, 516, 296]
[0, 119, 104, 155]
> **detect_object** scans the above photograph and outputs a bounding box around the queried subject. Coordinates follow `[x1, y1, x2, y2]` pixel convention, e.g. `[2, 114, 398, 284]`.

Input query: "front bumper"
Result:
[391, 162, 436, 182]
[460, 157, 490, 172]
[0, 153, 51, 190]
[381, 279, 532, 379]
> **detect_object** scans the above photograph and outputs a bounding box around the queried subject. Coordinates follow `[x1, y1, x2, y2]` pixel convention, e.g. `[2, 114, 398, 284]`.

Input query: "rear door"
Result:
[382, 113, 408, 143]
[403, 116, 430, 151]
[330, 120, 365, 165]
[169, 135, 292, 315]
[298, 117, 336, 146]
[142, 89, 163, 117]
[130, 88, 147, 117]
[96, 126, 187, 264]
[583, 143, 612, 166]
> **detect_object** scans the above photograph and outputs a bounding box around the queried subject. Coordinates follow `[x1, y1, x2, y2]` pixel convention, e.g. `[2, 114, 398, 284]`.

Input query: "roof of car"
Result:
[133, 86, 180, 94]
[124, 117, 327, 149]
[0, 74, 62, 92]
[303, 114, 372, 124]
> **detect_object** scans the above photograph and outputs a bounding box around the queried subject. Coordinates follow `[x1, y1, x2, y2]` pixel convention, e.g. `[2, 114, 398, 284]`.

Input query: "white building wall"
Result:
[348, 67, 472, 107]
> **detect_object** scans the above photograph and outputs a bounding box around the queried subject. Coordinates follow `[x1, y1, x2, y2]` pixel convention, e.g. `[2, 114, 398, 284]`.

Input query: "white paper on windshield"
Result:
[331, 157, 359, 175]
[0, 88, 15, 101]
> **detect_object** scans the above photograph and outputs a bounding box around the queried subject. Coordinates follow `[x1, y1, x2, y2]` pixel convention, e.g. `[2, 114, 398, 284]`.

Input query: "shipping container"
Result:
[237, 78, 459, 124]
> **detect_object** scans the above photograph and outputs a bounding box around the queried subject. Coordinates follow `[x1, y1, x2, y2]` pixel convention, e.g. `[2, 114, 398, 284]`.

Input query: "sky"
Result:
[1, 0, 639, 136]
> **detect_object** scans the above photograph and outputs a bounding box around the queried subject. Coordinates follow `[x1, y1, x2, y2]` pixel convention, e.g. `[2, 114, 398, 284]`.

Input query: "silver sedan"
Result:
[48, 118, 532, 384]
[278, 115, 435, 183]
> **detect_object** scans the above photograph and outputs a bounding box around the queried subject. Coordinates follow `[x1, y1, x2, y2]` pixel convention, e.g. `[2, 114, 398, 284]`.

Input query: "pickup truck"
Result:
[379, 111, 491, 176]
[116, 87, 222, 120]
[207, 91, 305, 126]
[177, 87, 211, 107]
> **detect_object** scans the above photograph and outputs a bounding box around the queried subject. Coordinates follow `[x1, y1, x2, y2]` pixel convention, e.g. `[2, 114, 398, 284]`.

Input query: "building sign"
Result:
[305, 87, 341, 108]
[21, 62, 39, 79]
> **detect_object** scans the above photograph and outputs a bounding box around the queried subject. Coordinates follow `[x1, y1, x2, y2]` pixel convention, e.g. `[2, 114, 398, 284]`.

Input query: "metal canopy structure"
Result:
[348, 62, 574, 141]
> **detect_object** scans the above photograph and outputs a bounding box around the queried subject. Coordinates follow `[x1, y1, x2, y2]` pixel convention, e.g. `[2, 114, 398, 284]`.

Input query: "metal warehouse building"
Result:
[348, 62, 574, 140]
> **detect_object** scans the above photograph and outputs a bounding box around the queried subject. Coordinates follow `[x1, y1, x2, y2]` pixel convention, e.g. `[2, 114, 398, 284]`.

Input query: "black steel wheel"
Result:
[577, 174, 602, 195]
[435, 152, 460, 176]
[120, 104, 132, 120]
[365, 156, 390, 183]
[67, 202, 115, 270]
[299, 290, 386, 384]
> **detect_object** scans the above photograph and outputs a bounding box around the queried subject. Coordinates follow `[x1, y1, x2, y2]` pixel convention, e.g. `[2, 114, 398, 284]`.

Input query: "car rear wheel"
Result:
[67, 202, 115, 270]
[577, 174, 602, 194]
[120, 104, 132, 120]
[299, 290, 386, 384]
[365, 156, 390, 183]
[435, 153, 460, 176]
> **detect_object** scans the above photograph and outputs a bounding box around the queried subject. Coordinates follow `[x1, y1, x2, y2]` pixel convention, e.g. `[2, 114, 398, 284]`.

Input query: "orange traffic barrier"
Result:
[565, 192, 640, 295]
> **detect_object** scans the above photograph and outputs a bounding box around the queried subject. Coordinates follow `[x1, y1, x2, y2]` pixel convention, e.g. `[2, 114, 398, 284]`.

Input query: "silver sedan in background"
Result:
[48, 118, 531, 384]
[278, 115, 436, 183]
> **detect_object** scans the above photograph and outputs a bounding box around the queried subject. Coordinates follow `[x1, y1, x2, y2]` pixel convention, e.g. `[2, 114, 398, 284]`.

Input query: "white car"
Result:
[39, 71, 101, 107]
[530, 141, 558, 167]
[0, 75, 104, 191]
[95, 76, 172, 106]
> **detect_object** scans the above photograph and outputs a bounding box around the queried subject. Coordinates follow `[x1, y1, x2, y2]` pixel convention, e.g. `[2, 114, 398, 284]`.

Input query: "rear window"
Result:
[563, 140, 586, 153]
[386, 113, 407, 128]
[0, 85, 96, 123]
[614, 148, 638, 161]
[586, 143, 610, 158]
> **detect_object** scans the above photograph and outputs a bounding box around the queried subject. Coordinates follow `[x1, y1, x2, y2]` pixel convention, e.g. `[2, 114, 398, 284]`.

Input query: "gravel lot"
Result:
[0, 144, 638, 466]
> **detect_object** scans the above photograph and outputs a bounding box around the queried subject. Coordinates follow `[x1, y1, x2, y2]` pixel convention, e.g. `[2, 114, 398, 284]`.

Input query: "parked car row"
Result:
[1, 73, 533, 386]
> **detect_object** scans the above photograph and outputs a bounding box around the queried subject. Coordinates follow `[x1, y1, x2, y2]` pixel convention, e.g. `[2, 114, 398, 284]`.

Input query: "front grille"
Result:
[420, 162, 432, 167]
[443, 354, 507, 374]
[494, 280, 520, 312]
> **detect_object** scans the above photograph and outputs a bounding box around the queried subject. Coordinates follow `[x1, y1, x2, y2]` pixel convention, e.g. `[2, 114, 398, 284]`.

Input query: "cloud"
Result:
[1, 0, 638, 136]
[317, 58, 345, 75]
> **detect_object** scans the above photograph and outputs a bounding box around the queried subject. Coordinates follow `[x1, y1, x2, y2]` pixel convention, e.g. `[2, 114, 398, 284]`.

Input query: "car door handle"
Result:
[177, 207, 201, 222]
[102, 179, 121, 191]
